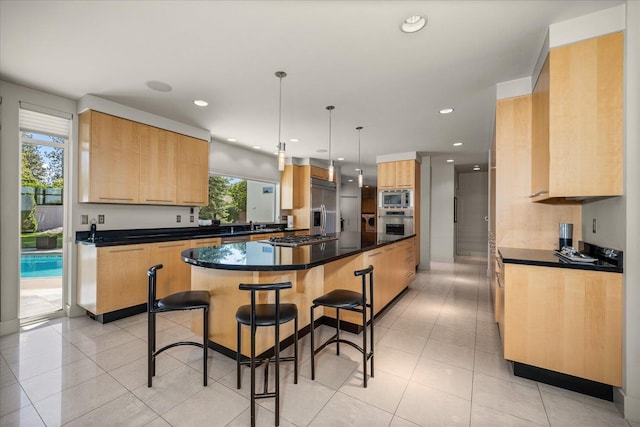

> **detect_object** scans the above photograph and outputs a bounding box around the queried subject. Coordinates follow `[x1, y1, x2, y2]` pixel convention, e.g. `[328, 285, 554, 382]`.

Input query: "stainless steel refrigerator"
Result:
[310, 177, 337, 235]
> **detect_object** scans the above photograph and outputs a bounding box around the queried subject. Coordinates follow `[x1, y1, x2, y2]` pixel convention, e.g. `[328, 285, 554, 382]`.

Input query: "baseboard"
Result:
[616, 388, 640, 422]
[66, 303, 86, 318]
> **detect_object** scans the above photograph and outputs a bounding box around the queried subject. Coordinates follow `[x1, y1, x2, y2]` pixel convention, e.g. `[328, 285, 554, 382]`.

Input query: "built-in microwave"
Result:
[379, 190, 413, 209]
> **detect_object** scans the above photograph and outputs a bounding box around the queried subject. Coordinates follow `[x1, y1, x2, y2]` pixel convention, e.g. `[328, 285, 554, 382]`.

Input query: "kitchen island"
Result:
[181, 232, 416, 357]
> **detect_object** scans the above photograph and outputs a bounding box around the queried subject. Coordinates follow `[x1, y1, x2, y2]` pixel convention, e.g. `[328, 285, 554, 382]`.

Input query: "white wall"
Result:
[246, 181, 275, 223]
[621, 1, 640, 421]
[456, 171, 488, 257]
[419, 156, 431, 269]
[430, 158, 455, 262]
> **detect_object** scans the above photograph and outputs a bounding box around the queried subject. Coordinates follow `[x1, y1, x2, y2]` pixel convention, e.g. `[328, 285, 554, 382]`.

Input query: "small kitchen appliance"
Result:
[559, 223, 573, 249]
[379, 190, 413, 209]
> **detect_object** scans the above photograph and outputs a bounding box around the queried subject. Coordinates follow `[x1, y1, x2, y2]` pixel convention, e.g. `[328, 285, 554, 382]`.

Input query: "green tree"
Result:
[46, 147, 64, 184]
[199, 176, 230, 220]
[22, 144, 47, 184]
[227, 180, 247, 222]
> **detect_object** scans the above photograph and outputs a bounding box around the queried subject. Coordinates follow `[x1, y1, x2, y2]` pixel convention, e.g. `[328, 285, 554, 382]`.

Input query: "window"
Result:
[199, 175, 276, 224]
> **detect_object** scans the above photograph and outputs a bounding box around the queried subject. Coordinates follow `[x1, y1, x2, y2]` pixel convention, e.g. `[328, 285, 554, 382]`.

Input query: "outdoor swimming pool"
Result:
[21, 254, 63, 278]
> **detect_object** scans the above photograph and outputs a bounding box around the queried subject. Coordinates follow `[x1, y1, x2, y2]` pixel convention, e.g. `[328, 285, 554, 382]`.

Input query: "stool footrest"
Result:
[254, 392, 277, 400]
[238, 356, 296, 367]
[313, 334, 373, 360]
[153, 341, 205, 358]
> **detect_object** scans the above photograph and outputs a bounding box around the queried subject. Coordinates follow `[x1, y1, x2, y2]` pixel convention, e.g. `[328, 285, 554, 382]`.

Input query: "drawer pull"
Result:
[182, 200, 205, 205]
[158, 243, 185, 248]
[146, 198, 173, 202]
[109, 247, 144, 253]
[367, 252, 382, 258]
[99, 197, 134, 201]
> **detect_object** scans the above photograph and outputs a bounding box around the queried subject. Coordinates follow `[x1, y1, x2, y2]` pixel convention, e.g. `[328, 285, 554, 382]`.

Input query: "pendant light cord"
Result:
[278, 75, 283, 144]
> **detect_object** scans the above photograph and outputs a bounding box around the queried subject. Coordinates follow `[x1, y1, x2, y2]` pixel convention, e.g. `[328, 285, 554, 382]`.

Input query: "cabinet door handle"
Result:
[158, 243, 185, 248]
[368, 251, 382, 257]
[146, 198, 173, 202]
[529, 190, 549, 198]
[99, 197, 134, 201]
[182, 200, 205, 205]
[109, 247, 144, 253]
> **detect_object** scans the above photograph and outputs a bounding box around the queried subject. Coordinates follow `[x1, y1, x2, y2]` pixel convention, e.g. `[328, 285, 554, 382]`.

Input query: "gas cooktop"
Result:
[260, 234, 339, 247]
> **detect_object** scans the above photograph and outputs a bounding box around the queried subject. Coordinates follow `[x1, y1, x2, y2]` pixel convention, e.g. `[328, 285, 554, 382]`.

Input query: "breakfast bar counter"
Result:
[181, 232, 416, 357]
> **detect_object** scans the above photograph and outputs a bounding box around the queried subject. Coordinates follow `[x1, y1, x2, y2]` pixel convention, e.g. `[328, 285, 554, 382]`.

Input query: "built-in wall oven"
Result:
[378, 209, 414, 238]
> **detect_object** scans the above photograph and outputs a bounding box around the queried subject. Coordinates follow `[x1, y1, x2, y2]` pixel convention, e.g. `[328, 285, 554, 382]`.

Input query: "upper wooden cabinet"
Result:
[310, 166, 330, 181]
[531, 32, 623, 201]
[377, 160, 415, 189]
[138, 124, 177, 205]
[176, 135, 209, 206]
[79, 110, 209, 206]
[79, 110, 139, 203]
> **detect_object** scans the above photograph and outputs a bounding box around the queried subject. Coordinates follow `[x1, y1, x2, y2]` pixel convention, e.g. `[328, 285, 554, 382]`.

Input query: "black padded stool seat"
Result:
[310, 265, 374, 387]
[236, 282, 298, 427]
[313, 289, 363, 309]
[236, 304, 298, 326]
[147, 264, 210, 388]
[158, 291, 210, 311]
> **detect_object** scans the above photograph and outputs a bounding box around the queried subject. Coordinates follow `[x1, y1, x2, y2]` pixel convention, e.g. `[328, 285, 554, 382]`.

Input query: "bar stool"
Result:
[236, 282, 298, 427]
[310, 265, 374, 387]
[147, 264, 210, 387]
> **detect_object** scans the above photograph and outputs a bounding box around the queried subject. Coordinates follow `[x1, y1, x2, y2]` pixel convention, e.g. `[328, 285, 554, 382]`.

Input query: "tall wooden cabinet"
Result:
[79, 110, 209, 206]
[531, 32, 623, 201]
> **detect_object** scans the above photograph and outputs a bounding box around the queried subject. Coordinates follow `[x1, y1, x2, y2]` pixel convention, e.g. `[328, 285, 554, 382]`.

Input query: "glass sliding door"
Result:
[19, 106, 70, 320]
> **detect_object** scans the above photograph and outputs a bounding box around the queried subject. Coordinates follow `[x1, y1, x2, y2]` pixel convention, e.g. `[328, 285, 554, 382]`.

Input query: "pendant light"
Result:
[275, 71, 287, 171]
[356, 126, 364, 188]
[326, 105, 335, 181]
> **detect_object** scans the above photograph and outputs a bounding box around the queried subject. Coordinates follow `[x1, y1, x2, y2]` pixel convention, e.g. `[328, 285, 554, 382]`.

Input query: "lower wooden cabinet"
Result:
[149, 241, 192, 298]
[502, 263, 622, 386]
[78, 239, 191, 315]
[78, 243, 150, 315]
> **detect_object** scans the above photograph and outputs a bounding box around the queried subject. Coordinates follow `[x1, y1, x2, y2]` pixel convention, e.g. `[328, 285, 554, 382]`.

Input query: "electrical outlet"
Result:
[190, 215, 194, 223]
[98, 215, 105, 224]
[176, 215, 181, 223]
[81, 215, 88, 224]
[592, 218, 597, 233]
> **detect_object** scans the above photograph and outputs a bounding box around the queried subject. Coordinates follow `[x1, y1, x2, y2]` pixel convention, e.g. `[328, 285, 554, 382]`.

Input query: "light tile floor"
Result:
[0, 261, 634, 426]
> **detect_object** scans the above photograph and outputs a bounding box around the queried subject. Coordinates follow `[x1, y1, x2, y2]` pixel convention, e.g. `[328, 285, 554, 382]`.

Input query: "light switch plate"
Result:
[81, 215, 88, 224]
[592, 218, 597, 233]
[177, 215, 181, 223]
[98, 215, 105, 224]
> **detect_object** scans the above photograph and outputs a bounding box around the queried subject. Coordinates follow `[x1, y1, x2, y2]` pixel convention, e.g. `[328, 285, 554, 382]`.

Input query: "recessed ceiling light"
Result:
[289, 138, 299, 142]
[453, 142, 463, 146]
[440, 108, 454, 114]
[273, 151, 278, 155]
[145, 80, 172, 92]
[317, 149, 328, 153]
[337, 157, 344, 161]
[401, 15, 427, 33]
[473, 167, 481, 171]
[253, 146, 261, 150]
[354, 168, 361, 171]
[447, 159, 454, 163]
[348, 179, 354, 182]
[227, 138, 237, 142]
[194, 100, 208, 107]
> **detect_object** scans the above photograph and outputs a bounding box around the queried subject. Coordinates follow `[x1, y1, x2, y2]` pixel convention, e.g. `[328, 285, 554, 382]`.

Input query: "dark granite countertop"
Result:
[75, 225, 308, 247]
[498, 247, 623, 273]
[181, 232, 415, 271]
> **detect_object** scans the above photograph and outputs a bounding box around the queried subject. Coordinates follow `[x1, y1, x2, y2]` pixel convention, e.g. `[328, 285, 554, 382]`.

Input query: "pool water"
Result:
[21, 254, 63, 278]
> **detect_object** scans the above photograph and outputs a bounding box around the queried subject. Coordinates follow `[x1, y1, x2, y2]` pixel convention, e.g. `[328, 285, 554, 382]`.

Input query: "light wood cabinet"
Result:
[503, 263, 622, 386]
[138, 124, 177, 205]
[79, 110, 209, 206]
[249, 232, 284, 241]
[176, 135, 209, 206]
[495, 96, 581, 251]
[280, 165, 312, 229]
[149, 241, 191, 298]
[377, 162, 396, 189]
[377, 161, 415, 189]
[79, 110, 139, 203]
[531, 32, 623, 201]
[190, 238, 222, 247]
[77, 243, 150, 315]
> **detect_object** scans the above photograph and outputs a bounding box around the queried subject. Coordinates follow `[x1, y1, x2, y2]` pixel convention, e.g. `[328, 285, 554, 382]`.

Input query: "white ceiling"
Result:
[0, 0, 624, 183]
